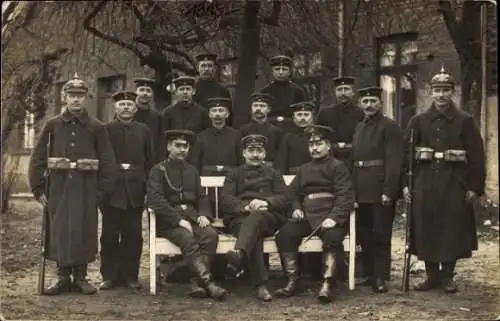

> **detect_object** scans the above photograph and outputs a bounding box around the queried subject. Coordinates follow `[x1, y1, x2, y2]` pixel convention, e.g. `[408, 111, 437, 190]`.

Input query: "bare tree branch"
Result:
[260, 1, 282, 26]
[437, 0, 463, 53]
[83, 0, 144, 58]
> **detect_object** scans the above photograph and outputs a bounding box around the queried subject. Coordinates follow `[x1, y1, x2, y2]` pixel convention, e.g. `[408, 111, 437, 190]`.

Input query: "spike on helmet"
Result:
[430, 66, 455, 88]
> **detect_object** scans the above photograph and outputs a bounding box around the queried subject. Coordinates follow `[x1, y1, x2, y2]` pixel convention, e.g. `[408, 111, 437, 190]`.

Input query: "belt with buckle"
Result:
[119, 163, 136, 170]
[202, 165, 228, 173]
[271, 116, 291, 122]
[335, 142, 353, 149]
[306, 192, 335, 200]
[354, 159, 385, 168]
[176, 204, 190, 211]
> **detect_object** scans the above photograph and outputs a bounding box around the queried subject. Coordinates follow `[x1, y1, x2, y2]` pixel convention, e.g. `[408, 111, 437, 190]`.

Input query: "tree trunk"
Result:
[232, 0, 261, 128]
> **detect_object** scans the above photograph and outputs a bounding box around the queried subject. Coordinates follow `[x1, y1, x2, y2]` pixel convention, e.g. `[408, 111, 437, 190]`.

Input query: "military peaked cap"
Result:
[430, 66, 455, 88]
[358, 87, 383, 99]
[207, 97, 232, 109]
[196, 53, 217, 62]
[241, 134, 267, 149]
[165, 130, 195, 143]
[133, 78, 155, 88]
[305, 125, 334, 143]
[112, 90, 137, 102]
[333, 76, 356, 87]
[63, 73, 88, 93]
[270, 55, 293, 68]
[290, 101, 316, 112]
[250, 92, 274, 104]
[173, 76, 196, 88]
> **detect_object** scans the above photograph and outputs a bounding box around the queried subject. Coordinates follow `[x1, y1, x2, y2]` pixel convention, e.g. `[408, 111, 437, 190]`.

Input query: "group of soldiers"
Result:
[28, 52, 485, 305]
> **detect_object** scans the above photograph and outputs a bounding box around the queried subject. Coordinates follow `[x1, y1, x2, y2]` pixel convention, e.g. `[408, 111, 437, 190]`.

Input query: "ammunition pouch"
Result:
[47, 157, 99, 171]
[414, 147, 467, 163]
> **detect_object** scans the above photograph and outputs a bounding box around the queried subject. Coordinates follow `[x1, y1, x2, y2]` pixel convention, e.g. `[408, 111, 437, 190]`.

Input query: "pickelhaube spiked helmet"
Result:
[63, 73, 88, 93]
[430, 66, 455, 88]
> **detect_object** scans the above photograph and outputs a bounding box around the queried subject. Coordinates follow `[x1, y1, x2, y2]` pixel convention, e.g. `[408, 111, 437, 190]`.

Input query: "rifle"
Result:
[401, 128, 415, 292]
[38, 131, 52, 295]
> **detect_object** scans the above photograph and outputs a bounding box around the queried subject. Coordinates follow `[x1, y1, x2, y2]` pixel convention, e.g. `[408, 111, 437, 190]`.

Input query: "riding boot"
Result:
[191, 255, 227, 300]
[317, 251, 337, 303]
[441, 261, 458, 293]
[414, 261, 440, 291]
[44, 266, 72, 296]
[72, 265, 97, 294]
[275, 252, 299, 297]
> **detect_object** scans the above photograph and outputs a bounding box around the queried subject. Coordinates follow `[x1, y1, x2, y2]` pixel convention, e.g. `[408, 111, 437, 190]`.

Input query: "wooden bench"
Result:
[148, 175, 357, 295]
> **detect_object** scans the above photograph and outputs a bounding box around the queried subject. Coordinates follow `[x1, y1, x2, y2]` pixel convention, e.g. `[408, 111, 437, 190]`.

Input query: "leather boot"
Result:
[275, 252, 299, 297]
[317, 251, 336, 303]
[188, 278, 208, 298]
[256, 284, 272, 302]
[72, 265, 97, 295]
[441, 261, 458, 293]
[192, 255, 227, 300]
[45, 266, 72, 296]
[414, 262, 440, 291]
[226, 249, 245, 278]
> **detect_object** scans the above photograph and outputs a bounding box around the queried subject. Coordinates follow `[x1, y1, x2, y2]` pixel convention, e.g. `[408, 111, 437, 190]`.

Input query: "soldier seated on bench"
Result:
[274, 125, 354, 303]
[220, 134, 288, 302]
[147, 129, 227, 300]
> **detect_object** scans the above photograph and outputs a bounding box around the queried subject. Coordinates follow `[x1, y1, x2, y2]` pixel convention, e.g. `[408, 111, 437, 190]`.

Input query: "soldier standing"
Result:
[352, 87, 405, 293]
[133, 78, 163, 162]
[274, 125, 354, 303]
[274, 101, 316, 174]
[28, 74, 116, 295]
[190, 97, 242, 176]
[261, 55, 307, 132]
[161, 76, 211, 134]
[220, 134, 288, 302]
[99, 91, 156, 290]
[147, 130, 227, 300]
[317, 76, 364, 170]
[403, 68, 485, 293]
[193, 53, 232, 111]
[240, 92, 284, 165]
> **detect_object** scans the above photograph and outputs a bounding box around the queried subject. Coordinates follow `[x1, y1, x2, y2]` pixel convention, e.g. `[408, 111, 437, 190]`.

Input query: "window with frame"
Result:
[376, 32, 418, 127]
[97, 75, 126, 122]
[292, 51, 323, 78]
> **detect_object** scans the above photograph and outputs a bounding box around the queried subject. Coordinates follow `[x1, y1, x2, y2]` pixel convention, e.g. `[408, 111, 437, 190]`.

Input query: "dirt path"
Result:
[1, 200, 498, 321]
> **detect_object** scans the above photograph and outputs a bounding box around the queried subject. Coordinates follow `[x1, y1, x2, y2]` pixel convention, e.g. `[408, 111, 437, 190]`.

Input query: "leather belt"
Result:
[47, 157, 99, 170]
[119, 163, 136, 170]
[334, 142, 353, 149]
[353, 159, 385, 168]
[270, 116, 292, 122]
[306, 192, 335, 200]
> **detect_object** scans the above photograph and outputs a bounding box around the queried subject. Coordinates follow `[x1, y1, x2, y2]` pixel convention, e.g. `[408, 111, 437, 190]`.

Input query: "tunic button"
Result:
[71, 132, 75, 136]
[70, 143, 75, 147]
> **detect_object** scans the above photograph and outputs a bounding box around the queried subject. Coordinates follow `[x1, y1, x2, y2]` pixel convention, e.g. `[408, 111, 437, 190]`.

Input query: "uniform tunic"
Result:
[28, 109, 116, 266]
[405, 103, 485, 262]
[275, 156, 354, 252]
[161, 101, 211, 134]
[317, 102, 364, 162]
[239, 120, 284, 162]
[273, 125, 311, 174]
[190, 126, 242, 175]
[260, 80, 306, 119]
[193, 78, 232, 110]
[221, 164, 287, 285]
[134, 106, 163, 163]
[100, 120, 155, 281]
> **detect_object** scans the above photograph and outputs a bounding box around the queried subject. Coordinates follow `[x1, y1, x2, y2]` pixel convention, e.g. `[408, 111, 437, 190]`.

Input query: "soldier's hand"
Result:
[465, 190, 477, 202]
[38, 194, 48, 206]
[179, 219, 193, 234]
[381, 194, 392, 207]
[403, 187, 411, 203]
[321, 218, 336, 229]
[249, 199, 267, 211]
[197, 216, 210, 228]
[353, 202, 359, 209]
[291, 209, 304, 221]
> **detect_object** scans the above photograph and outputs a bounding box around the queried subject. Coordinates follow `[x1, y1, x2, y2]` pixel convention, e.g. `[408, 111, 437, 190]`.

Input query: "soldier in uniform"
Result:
[403, 67, 485, 293]
[261, 55, 307, 132]
[274, 101, 316, 174]
[352, 87, 405, 293]
[220, 134, 288, 302]
[317, 76, 364, 170]
[193, 53, 232, 111]
[28, 73, 116, 295]
[190, 97, 241, 176]
[274, 125, 354, 303]
[161, 76, 211, 134]
[133, 77, 163, 162]
[99, 91, 156, 290]
[240, 92, 284, 165]
[147, 130, 227, 300]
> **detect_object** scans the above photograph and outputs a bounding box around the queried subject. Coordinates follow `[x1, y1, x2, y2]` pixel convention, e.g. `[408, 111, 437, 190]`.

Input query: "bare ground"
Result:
[1, 199, 499, 321]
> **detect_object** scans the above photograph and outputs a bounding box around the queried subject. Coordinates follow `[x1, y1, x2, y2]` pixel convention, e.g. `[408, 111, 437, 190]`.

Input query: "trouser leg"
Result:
[357, 204, 374, 281]
[119, 207, 143, 282]
[99, 207, 121, 282]
[371, 203, 395, 281]
[317, 226, 344, 303]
